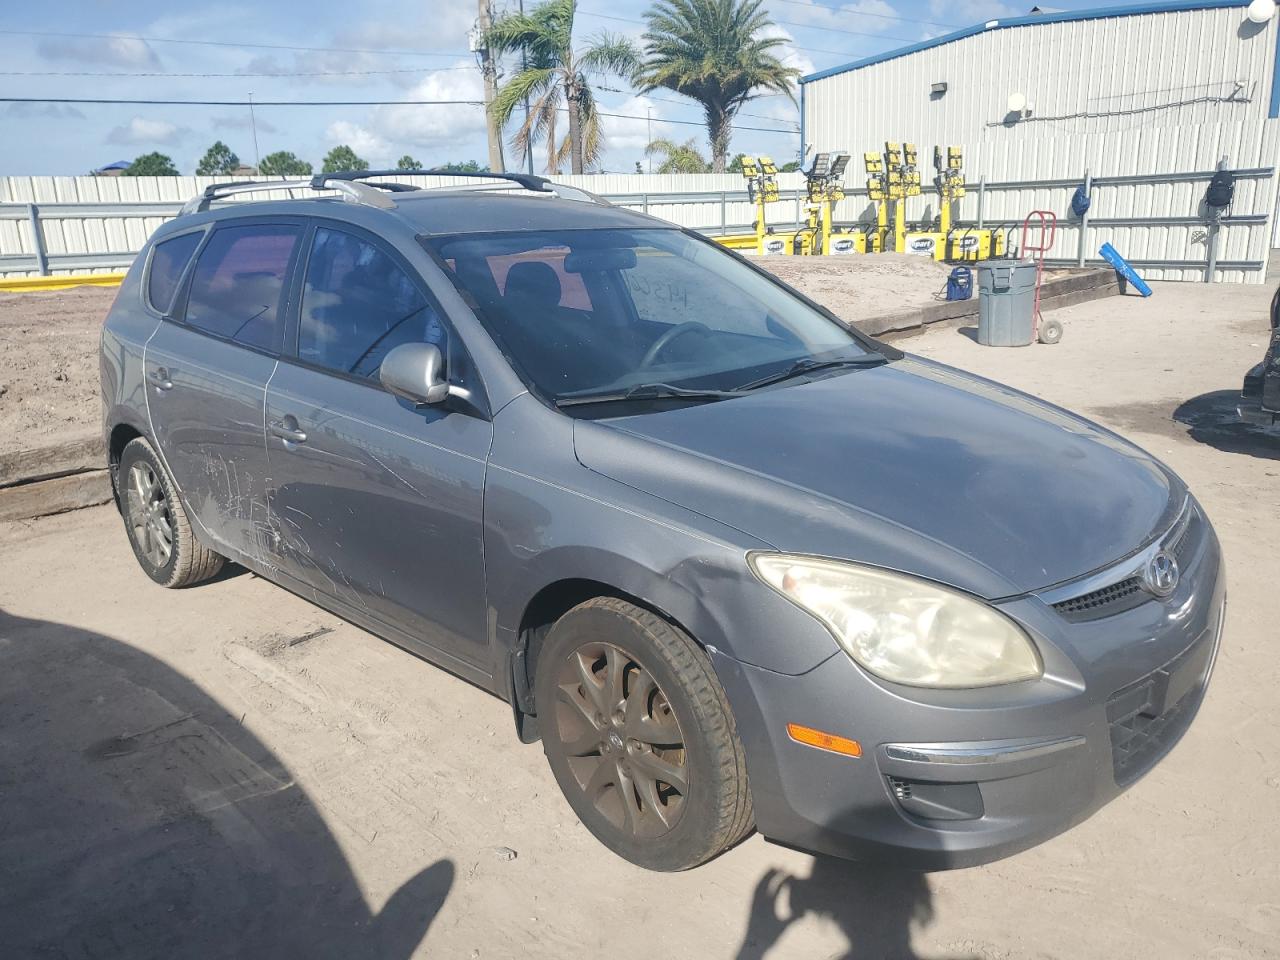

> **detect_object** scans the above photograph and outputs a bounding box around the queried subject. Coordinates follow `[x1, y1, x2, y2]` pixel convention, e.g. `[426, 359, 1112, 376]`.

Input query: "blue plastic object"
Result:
[1099, 242, 1153, 297]
[945, 266, 973, 301]
[1071, 185, 1091, 217]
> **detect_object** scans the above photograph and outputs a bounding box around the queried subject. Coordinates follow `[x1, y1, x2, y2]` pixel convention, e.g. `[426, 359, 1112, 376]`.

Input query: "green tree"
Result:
[644, 137, 710, 173]
[196, 140, 240, 176]
[259, 151, 313, 176]
[485, 0, 638, 174]
[727, 152, 746, 173]
[124, 152, 180, 176]
[322, 144, 368, 173]
[396, 154, 423, 170]
[638, 0, 798, 172]
[439, 160, 489, 172]
[779, 159, 799, 172]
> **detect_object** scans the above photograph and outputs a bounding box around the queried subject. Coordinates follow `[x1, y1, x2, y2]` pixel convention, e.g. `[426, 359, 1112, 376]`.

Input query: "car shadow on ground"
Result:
[0, 608, 453, 960]
[734, 854, 975, 960]
[1090, 390, 1279, 461]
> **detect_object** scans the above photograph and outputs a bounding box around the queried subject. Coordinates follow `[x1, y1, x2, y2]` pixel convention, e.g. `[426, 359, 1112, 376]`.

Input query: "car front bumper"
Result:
[712, 522, 1226, 870]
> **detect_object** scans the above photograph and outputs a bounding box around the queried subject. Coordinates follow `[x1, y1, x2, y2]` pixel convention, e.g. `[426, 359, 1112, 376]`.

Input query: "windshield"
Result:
[427, 228, 882, 405]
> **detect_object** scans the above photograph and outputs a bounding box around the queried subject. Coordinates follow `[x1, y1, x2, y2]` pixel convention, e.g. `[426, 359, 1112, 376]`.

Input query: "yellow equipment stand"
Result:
[717, 155, 797, 255]
[900, 146, 1005, 261]
[800, 152, 863, 255]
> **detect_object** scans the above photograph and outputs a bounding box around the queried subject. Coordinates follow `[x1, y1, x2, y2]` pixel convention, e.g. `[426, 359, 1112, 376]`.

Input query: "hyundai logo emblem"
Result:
[1143, 551, 1179, 598]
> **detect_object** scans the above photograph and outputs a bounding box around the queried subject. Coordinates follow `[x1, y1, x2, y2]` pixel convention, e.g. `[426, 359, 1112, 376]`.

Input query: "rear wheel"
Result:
[119, 437, 224, 588]
[534, 597, 753, 871]
[1038, 318, 1064, 344]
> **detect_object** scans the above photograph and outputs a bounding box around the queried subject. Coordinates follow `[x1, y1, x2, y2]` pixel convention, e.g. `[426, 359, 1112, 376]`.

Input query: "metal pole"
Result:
[647, 109, 653, 174]
[1206, 156, 1228, 283]
[519, 0, 533, 176]
[26, 204, 48, 276]
[1076, 168, 1091, 268]
[976, 175, 986, 229]
[248, 91, 261, 172]
[720, 191, 727, 235]
[641, 192, 649, 215]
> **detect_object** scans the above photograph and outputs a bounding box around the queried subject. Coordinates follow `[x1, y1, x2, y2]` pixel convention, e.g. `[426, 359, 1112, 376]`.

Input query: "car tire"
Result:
[118, 437, 224, 588]
[534, 597, 754, 871]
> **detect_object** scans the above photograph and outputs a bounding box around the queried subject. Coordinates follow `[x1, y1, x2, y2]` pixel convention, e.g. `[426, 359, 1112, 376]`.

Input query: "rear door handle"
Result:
[148, 367, 173, 391]
[269, 417, 308, 444]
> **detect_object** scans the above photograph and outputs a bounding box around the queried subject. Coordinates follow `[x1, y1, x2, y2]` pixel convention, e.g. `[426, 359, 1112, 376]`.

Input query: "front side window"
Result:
[298, 226, 443, 379]
[147, 231, 202, 315]
[430, 228, 878, 404]
[183, 223, 300, 351]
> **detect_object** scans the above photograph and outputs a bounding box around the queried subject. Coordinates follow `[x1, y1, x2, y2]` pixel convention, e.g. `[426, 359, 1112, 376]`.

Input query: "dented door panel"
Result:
[144, 321, 276, 563]
[263, 362, 491, 672]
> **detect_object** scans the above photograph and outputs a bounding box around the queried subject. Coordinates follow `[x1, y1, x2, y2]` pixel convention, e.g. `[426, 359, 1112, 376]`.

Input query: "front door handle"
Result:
[269, 417, 308, 444]
[148, 367, 173, 391]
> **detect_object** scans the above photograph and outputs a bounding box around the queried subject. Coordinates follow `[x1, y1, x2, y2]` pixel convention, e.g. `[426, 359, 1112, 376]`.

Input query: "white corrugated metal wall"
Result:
[0, 172, 813, 278]
[802, 3, 1280, 282]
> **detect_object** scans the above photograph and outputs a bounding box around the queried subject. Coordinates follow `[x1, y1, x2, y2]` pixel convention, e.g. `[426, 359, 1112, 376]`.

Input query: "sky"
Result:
[0, 0, 1105, 176]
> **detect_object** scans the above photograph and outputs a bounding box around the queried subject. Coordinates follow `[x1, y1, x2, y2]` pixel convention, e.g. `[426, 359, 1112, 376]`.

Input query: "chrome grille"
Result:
[1052, 576, 1146, 621]
[1047, 500, 1202, 623]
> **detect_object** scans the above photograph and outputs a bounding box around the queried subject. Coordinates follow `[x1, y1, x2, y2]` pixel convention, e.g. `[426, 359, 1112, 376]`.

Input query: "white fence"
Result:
[1, 166, 1274, 282]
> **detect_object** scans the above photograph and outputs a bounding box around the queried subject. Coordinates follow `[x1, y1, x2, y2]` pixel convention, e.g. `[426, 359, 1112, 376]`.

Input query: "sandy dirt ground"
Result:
[2, 281, 1279, 959]
[0, 286, 114, 452]
[760, 253, 955, 322]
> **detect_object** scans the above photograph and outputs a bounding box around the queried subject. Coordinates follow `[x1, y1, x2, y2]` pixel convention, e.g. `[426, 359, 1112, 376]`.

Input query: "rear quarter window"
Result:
[182, 223, 300, 352]
[146, 231, 202, 315]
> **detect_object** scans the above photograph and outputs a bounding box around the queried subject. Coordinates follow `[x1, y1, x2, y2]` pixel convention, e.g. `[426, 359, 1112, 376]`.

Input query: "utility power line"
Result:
[0, 29, 469, 59]
[0, 97, 799, 135]
[765, 0, 961, 29]
[0, 67, 473, 78]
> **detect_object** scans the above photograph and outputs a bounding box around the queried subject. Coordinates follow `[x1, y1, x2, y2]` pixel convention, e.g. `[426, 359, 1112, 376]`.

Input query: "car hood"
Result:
[572, 357, 1182, 599]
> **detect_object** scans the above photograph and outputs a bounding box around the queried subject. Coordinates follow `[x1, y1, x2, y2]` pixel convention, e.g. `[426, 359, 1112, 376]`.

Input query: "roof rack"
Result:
[180, 176, 396, 215]
[323, 169, 610, 205]
[179, 168, 609, 216]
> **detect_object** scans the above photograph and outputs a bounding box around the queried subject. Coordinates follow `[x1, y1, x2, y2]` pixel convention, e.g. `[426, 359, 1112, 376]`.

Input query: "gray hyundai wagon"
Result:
[100, 170, 1225, 871]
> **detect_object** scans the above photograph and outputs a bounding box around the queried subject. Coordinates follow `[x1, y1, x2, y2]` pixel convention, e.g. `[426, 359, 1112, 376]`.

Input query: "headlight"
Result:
[749, 553, 1042, 688]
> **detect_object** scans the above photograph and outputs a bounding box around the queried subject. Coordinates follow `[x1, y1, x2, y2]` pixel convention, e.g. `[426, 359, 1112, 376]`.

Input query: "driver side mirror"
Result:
[380, 342, 452, 405]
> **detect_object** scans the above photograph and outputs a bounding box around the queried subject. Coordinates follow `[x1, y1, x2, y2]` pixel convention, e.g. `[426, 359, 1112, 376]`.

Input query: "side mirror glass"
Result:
[379, 342, 450, 405]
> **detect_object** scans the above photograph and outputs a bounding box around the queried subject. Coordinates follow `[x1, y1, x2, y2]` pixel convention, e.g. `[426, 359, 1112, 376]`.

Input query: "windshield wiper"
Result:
[555, 382, 746, 408]
[736, 355, 887, 392]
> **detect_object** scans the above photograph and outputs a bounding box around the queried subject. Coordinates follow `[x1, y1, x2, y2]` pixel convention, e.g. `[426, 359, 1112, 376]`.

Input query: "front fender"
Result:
[483, 397, 842, 679]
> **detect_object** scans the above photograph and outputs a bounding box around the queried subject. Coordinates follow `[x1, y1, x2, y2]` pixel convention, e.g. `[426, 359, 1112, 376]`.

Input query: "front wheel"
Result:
[534, 597, 753, 871]
[118, 437, 224, 588]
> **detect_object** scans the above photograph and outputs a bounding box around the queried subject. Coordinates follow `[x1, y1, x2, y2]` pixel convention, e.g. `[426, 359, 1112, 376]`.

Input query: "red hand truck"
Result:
[1020, 210, 1063, 344]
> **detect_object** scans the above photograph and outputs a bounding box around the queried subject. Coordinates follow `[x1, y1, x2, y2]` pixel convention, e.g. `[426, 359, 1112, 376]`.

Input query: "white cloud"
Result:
[106, 117, 188, 146]
[601, 96, 663, 153]
[6, 102, 85, 120]
[928, 0, 1018, 22]
[38, 34, 160, 68]
[773, 0, 900, 33]
[759, 25, 815, 79]
[365, 63, 488, 150]
[324, 120, 393, 164]
[212, 114, 279, 134]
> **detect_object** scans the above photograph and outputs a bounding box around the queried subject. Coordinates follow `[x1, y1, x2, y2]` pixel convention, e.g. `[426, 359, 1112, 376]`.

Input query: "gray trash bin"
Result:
[977, 260, 1038, 347]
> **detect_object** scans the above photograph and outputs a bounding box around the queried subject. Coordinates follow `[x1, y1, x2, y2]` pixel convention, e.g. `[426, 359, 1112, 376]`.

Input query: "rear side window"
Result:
[298, 226, 443, 379]
[183, 224, 300, 351]
[146, 232, 201, 314]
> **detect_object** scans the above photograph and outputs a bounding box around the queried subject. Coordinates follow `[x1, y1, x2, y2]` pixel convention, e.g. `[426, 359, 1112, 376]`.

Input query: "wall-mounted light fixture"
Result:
[931, 81, 948, 96]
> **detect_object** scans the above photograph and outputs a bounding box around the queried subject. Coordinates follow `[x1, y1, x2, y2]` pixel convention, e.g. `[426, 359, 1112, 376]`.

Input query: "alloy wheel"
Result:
[126, 461, 173, 568]
[552, 641, 689, 839]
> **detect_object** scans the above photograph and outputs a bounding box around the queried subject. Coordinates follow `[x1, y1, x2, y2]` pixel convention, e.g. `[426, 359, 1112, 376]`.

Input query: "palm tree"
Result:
[644, 137, 710, 173]
[486, 0, 638, 175]
[638, 0, 799, 172]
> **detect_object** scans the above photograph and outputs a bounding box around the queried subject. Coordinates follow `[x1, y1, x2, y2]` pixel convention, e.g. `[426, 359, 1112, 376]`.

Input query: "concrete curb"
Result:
[858, 267, 1120, 338]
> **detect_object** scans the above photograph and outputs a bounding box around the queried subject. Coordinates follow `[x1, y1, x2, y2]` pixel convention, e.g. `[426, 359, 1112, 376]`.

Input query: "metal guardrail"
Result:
[1, 165, 1274, 280]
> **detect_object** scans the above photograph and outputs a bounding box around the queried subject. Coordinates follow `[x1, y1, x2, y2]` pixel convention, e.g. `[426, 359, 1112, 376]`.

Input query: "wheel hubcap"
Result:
[553, 641, 688, 839]
[126, 462, 173, 568]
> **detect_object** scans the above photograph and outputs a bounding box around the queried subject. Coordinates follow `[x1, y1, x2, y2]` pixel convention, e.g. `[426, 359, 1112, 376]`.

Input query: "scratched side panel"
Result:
[144, 321, 276, 564]
[263, 362, 492, 673]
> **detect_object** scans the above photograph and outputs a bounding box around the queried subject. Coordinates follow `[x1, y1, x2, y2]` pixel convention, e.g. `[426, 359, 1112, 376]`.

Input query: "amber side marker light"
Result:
[786, 723, 862, 758]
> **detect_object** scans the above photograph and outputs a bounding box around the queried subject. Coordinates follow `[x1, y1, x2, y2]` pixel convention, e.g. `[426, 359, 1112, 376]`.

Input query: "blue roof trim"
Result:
[1271, 16, 1280, 117]
[800, 0, 1251, 84]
